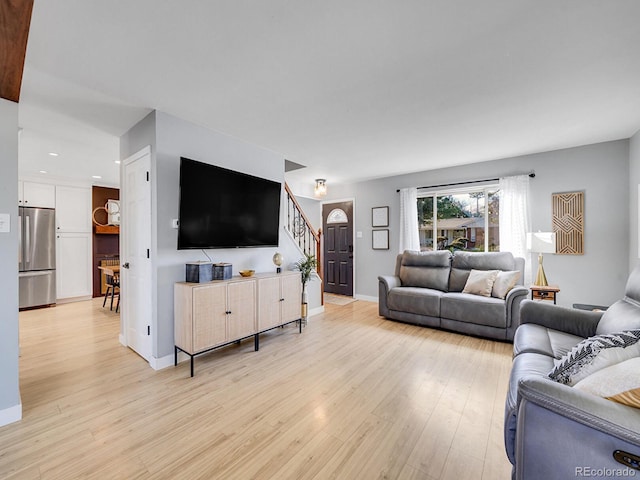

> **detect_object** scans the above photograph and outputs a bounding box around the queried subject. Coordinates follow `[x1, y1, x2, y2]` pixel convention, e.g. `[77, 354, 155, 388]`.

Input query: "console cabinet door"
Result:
[281, 274, 302, 324]
[193, 283, 227, 352]
[227, 280, 256, 340]
[258, 276, 282, 331]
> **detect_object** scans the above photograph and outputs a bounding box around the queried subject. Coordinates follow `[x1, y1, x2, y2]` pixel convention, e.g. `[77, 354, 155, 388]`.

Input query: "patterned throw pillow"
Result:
[462, 269, 500, 297]
[574, 357, 640, 408]
[548, 330, 640, 386]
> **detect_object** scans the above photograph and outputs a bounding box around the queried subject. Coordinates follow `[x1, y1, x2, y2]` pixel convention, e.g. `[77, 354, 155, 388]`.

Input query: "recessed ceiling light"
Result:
[48, 152, 59, 157]
[39, 170, 47, 174]
[114, 160, 121, 164]
[92, 175, 102, 179]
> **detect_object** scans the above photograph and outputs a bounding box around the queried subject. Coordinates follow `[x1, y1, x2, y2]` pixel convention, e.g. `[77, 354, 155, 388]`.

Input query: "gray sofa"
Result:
[505, 264, 640, 479]
[378, 250, 528, 341]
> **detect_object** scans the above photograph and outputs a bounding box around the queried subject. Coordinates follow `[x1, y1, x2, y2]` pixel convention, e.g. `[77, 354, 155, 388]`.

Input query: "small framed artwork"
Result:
[372, 229, 389, 250]
[372, 206, 389, 227]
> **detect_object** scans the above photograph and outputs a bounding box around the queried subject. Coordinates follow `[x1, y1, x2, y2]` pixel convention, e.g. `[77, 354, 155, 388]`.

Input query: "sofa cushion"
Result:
[574, 357, 640, 408]
[462, 269, 499, 297]
[596, 299, 640, 335]
[399, 250, 451, 291]
[388, 287, 443, 317]
[549, 330, 640, 386]
[513, 323, 584, 359]
[441, 292, 506, 328]
[449, 251, 516, 292]
[491, 270, 521, 299]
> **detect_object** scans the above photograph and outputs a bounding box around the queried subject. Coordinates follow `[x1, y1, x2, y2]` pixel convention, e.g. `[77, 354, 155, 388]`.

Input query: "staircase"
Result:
[284, 183, 323, 303]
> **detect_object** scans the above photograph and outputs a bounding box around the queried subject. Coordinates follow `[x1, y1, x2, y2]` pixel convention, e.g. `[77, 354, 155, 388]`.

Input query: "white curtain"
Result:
[399, 187, 420, 253]
[499, 175, 532, 284]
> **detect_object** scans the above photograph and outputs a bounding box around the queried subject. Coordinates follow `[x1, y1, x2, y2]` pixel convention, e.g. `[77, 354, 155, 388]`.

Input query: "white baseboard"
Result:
[150, 352, 185, 370]
[0, 403, 22, 427]
[355, 294, 378, 303]
[56, 295, 92, 304]
[309, 305, 325, 317]
[119, 334, 126, 347]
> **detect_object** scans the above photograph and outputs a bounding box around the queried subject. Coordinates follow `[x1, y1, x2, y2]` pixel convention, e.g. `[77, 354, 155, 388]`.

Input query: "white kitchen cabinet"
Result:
[55, 185, 91, 232]
[19, 181, 56, 208]
[56, 232, 92, 300]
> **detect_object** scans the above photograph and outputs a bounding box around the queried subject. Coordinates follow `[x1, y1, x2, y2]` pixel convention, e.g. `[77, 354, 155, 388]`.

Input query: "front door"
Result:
[322, 201, 353, 296]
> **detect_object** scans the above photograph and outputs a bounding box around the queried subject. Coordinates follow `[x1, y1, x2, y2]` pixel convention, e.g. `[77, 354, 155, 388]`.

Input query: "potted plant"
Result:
[294, 253, 318, 323]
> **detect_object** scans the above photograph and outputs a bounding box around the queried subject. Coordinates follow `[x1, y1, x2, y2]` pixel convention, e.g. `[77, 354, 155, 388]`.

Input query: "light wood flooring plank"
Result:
[0, 298, 514, 479]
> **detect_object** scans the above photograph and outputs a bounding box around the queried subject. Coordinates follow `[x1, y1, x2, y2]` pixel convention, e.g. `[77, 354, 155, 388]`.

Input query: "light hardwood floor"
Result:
[2, 298, 513, 479]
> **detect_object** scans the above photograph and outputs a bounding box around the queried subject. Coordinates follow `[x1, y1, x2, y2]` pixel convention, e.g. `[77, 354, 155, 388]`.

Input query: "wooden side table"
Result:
[530, 285, 560, 304]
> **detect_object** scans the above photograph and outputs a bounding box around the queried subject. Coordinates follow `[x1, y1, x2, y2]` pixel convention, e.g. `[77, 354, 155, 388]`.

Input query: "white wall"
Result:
[630, 129, 640, 271]
[325, 140, 630, 308]
[0, 99, 21, 426]
[121, 111, 321, 361]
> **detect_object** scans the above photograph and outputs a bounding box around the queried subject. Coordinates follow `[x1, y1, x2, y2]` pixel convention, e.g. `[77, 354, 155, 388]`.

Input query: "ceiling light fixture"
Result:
[115, 160, 121, 164]
[92, 175, 102, 179]
[48, 152, 59, 157]
[314, 178, 327, 197]
[39, 170, 47, 174]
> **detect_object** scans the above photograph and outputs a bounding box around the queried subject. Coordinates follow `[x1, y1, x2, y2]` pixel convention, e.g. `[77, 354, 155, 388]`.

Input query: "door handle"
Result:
[122, 262, 130, 269]
[348, 245, 353, 253]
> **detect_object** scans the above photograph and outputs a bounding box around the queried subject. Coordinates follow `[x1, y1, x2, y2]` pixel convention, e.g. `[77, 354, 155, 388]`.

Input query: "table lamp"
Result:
[526, 232, 556, 286]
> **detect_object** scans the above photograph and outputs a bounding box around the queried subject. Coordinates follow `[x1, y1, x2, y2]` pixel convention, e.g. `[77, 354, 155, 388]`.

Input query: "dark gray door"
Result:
[322, 201, 353, 296]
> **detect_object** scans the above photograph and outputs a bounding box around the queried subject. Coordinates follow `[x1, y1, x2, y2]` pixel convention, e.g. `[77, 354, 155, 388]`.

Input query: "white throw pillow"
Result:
[574, 357, 640, 408]
[549, 330, 640, 386]
[462, 269, 500, 297]
[491, 270, 521, 299]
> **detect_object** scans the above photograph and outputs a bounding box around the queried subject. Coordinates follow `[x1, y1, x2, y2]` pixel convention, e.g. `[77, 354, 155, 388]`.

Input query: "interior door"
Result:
[322, 201, 353, 296]
[121, 146, 152, 362]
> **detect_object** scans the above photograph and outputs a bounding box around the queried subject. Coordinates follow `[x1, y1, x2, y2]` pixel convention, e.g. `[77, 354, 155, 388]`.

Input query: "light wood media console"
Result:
[174, 270, 302, 377]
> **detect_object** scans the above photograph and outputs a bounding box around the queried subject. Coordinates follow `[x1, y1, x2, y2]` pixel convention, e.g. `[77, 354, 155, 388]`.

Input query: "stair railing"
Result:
[284, 183, 323, 303]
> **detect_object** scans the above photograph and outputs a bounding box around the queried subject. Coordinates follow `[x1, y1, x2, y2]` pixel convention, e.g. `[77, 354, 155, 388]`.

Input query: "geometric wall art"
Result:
[552, 191, 584, 255]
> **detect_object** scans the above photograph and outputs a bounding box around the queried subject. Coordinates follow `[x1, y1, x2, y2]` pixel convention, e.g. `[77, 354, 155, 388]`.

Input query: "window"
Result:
[326, 208, 348, 224]
[417, 187, 500, 252]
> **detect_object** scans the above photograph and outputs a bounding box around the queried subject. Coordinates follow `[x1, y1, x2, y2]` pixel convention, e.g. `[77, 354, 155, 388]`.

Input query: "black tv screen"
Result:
[178, 158, 281, 249]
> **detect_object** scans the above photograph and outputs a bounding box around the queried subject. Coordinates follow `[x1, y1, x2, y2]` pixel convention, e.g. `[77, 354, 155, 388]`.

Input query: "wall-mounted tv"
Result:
[178, 157, 281, 249]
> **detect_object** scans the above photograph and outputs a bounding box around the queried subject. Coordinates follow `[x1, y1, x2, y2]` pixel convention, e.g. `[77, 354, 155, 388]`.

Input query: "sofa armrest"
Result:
[520, 299, 602, 338]
[505, 286, 529, 321]
[515, 376, 640, 479]
[378, 275, 401, 317]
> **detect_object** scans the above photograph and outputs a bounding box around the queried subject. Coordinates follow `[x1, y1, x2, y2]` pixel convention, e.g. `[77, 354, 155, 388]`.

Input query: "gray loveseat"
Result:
[504, 264, 640, 479]
[378, 250, 528, 341]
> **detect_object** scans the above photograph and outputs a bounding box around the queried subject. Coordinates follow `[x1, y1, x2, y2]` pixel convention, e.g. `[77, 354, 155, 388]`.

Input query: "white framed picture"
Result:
[372, 229, 389, 250]
[372, 206, 389, 227]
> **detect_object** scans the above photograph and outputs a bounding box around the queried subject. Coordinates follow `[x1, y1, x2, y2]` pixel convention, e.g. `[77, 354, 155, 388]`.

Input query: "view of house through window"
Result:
[417, 187, 500, 252]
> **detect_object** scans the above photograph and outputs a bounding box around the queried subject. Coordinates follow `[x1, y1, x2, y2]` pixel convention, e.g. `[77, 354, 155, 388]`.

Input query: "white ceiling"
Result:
[19, 0, 640, 188]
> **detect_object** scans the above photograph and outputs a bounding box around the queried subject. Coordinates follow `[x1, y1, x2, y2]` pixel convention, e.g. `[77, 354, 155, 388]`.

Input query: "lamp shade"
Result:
[526, 232, 556, 254]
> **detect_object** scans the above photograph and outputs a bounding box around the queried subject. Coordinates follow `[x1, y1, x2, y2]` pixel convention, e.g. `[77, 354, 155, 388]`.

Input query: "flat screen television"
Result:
[178, 157, 281, 249]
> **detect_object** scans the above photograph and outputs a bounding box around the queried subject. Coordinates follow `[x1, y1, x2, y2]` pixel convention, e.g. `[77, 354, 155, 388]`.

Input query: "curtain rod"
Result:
[396, 172, 535, 192]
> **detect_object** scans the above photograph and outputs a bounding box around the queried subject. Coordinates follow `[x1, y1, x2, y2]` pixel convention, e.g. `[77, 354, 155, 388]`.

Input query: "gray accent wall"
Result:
[326, 140, 630, 308]
[121, 111, 318, 361]
[0, 99, 21, 425]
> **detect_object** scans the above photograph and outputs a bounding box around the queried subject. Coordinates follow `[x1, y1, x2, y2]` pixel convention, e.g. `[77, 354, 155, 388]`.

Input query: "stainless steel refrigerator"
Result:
[19, 207, 56, 309]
